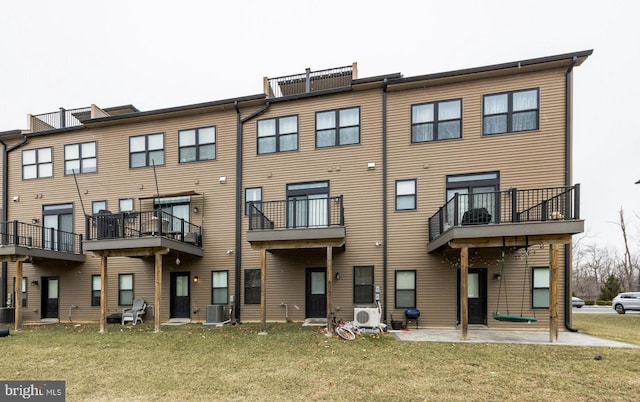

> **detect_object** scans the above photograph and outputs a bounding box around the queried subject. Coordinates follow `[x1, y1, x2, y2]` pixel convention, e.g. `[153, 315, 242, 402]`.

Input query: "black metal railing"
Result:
[85, 209, 202, 246]
[428, 184, 580, 241]
[248, 196, 344, 230]
[32, 107, 91, 131]
[267, 65, 353, 98]
[0, 220, 83, 254]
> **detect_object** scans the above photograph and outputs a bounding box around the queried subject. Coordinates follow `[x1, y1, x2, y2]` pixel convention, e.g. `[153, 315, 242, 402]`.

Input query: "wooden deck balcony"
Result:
[427, 185, 583, 252]
[83, 209, 203, 257]
[0, 220, 84, 262]
[246, 196, 346, 251]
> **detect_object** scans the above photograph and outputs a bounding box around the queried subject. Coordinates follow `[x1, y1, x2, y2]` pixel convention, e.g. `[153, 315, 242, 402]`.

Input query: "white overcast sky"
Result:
[1, 1, 638, 253]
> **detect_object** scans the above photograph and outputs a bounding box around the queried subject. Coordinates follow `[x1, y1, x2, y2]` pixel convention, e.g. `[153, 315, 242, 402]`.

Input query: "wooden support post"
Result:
[99, 256, 108, 334]
[14, 260, 23, 331]
[154, 252, 162, 333]
[461, 247, 468, 340]
[549, 244, 559, 343]
[326, 246, 333, 334]
[260, 248, 267, 334]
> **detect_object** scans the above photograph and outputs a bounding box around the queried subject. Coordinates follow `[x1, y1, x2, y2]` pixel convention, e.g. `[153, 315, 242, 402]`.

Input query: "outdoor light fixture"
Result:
[335, 272, 340, 280]
[219, 176, 227, 184]
[193, 206, 199, 213]
[367, 162, 376, 170]
[493, 273, 502, 281]
[31, 280, 39, 286]
[193, 276, 199, 283]
[31, 218, 39, 224]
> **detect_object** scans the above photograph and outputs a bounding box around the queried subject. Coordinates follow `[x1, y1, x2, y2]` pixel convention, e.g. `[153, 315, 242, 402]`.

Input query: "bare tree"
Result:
[614, 208, 635, 291]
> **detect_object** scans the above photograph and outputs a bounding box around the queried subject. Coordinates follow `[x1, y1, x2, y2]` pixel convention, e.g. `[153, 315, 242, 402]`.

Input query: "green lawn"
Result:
[1, 315, 639, 401]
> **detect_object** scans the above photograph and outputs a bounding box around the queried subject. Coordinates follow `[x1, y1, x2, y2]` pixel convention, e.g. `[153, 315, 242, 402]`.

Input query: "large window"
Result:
[446, 172, 499, 225]
[287, 181, 329, 228]
[22, 147, 52, 179]
[244, 269, 261, 304]
[119, 274, 134, 305]
[396, 179, 416, 211]
[353, 266, 374, 304]
[483, 89, 539, 135]
[395, 270, 416, 309]
[211, 271, 228, 305]
[119, 198, 133, 212]
[92, 200, 107, 214]
[257, 116, 298, 154]
[179, 126, 216, 163]
[532, 267, 550, 308]
[245, 187, 262, 215]
[91, 275, 101, 307]
[43, 203, 73, 251]
[412, 99, 462, 142]
[130, 133, 164, 167]
[154, 196, 191, 231]
[316, 107, 360, 147]
[65, 142, 96, 175]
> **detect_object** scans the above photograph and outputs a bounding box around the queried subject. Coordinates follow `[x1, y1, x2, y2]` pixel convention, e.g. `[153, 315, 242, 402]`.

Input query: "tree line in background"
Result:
[572, 208, 638, 301]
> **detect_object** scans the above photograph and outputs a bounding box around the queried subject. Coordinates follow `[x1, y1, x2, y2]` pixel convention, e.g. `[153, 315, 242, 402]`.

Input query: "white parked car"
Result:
[572, 297, 585, 308]
[612, 292, 640, 314]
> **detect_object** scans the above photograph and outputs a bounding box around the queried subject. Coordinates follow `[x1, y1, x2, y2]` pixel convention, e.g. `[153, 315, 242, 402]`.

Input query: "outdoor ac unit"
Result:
[354, 307, 381, 327]
[206, 305, 225, 324]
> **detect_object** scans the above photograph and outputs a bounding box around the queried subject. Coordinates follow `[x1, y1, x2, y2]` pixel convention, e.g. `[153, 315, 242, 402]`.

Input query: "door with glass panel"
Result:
[446, 172, 499, 226]
[456, 269, 487, 325]
[41, 277, 59, 319]
[42, 204, 73, 251]
[154, 196, 191, 234]
[287, 181, 329, 228]
[170, 272, 190, 319]
[305, 268, 326, 318]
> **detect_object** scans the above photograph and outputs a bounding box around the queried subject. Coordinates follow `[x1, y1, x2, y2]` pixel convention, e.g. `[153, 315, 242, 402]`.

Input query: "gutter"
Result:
[234, 101, 270, 322]
[0, 136, 29, 307]
[564, 56, 579, 332]
[382, 79, 388, 323]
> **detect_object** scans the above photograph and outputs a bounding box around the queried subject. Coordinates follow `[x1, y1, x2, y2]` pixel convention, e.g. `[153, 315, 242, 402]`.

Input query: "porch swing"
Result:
[493, 241, 537, 323]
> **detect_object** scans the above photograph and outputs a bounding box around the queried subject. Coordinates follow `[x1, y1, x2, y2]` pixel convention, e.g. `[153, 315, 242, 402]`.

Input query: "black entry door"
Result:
[305, 268, 326, 318]
[41, 277, 59, 319]
[457, 268, 487, 325]
[170, 272, 190, 319]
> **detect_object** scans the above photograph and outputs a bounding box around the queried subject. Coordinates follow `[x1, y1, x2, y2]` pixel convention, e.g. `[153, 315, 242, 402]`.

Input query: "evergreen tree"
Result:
[599, 274, 622, 301]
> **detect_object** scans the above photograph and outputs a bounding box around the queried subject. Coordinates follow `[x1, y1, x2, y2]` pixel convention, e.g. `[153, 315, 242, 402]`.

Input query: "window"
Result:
[13, 277, 27, 308]
[119, 198, 133, 212]
[244, 269, 261, 304]
[65, 142, 96, 175]
[287, 181, 329, 228]
[92, 200, 107, 214]
[91, 275, 101, 306]
[483, 88, 539, 135]
[43, 204, 73, 251]
[396, 179, 416, 210]
[22, 147, 52, 179]
[412, 99, 462, 142]
[130, 133, 164, 167]
[257, 116, 298, 154]
[316, 107, 360, 147]
[353, 266, 374, 304]
[245, 187, 262, 215]
[179, 126, 216, 162]
[119, 274, 134, 305]
[532, 267, 549, 308]
[446, 172, 499, 225]
[395, 270, 416, 309]
[211, 271, 228, 305]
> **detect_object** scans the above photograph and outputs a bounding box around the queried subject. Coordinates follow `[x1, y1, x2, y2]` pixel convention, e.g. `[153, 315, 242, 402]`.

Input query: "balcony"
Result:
[30, 107, 91, 132]
[264, 64, 355, 99]
[246, 196, 346, 250]
[427, 185, 583, 252]
[0, 221, 85, 262]
[83, 209, 203, 257]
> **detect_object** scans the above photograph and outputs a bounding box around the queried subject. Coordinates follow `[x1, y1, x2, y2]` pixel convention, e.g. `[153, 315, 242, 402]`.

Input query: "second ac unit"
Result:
[354, 307, 381, 327]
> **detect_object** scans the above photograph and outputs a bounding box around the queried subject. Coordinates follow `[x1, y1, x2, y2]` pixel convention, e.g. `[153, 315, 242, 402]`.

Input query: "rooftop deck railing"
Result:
[428, 184, 580, 241]
[85, 209, 202, 246]
[248, 196, 344, 230]
[31, 107, 91, 131]
[0, 220, 83, 254]
[266, 65, 353, 98]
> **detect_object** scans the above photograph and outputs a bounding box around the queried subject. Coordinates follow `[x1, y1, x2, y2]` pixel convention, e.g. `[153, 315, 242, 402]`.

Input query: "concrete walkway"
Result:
[390, 328, 640, 348]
